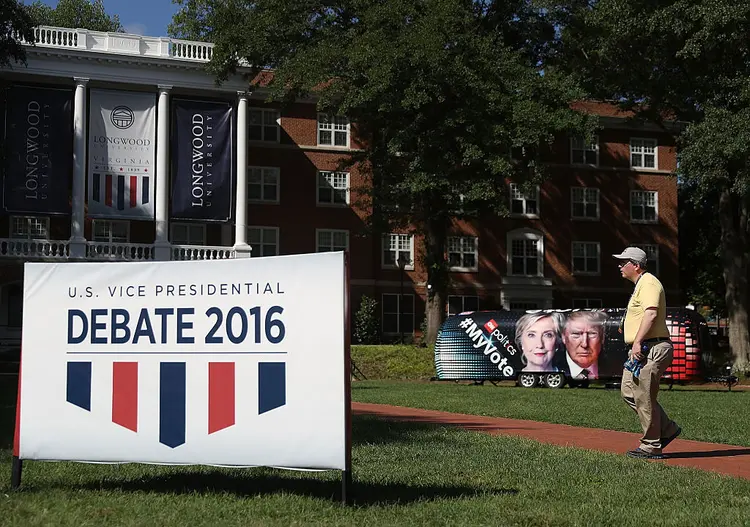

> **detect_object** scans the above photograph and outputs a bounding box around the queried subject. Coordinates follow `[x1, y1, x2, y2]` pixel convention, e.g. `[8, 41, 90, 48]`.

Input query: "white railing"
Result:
[20, 26, 215, 64]
[171, 39, 214, 61]
[86, 242, 155, 261]
[0, 239, 235, 261]
[0, 239, 70, 259]
[172, 245, 236, 260]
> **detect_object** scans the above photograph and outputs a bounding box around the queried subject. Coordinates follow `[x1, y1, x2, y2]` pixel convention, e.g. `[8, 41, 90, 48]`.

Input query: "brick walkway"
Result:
[352, 402, 750, 480]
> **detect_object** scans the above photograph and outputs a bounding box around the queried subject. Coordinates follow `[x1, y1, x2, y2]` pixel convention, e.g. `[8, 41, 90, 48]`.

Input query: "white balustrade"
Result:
[1, 238, 236, 262]
[171, 245, 236, 261]
[86, 242, 156, 261]
[171, 40, 214, 61]
[0, 239, 70, 259]
[19, 26, 215, 63]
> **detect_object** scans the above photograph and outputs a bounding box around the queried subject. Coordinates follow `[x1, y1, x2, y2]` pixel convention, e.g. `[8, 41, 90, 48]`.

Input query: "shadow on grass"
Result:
[41, 470, 517, 506]
[666, 449, 750, 459]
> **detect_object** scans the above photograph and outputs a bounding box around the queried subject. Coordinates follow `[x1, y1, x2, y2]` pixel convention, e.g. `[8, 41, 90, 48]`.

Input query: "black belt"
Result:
[643, 337, 670, 344]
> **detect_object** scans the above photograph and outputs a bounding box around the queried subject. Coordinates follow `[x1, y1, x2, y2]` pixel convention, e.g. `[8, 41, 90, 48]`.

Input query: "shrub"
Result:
[354, 294, 380, 344]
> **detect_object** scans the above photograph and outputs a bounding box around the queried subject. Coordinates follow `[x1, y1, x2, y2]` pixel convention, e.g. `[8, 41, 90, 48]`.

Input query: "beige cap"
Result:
[612, 246, 647, 266]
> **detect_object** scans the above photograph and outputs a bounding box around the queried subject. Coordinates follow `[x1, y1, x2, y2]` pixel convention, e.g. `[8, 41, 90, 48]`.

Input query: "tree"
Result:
[170, 0, 592, 345]
[0, 0, 36, 68]
[27, 0, 123, 32]
[678, 180, 725, 315]
[558, 0, 750, 370]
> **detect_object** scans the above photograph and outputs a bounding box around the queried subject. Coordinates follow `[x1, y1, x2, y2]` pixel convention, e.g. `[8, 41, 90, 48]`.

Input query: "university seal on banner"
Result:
[111, 106, 135, 129]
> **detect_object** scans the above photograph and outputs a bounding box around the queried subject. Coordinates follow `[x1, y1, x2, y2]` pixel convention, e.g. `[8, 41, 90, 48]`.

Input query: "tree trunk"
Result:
[423, 217, 448, 348]
[718, 189, 750, 371]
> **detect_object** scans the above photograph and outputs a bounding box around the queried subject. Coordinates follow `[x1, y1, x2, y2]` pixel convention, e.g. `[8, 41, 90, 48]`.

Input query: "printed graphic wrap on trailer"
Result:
[434, 309, 708, 384]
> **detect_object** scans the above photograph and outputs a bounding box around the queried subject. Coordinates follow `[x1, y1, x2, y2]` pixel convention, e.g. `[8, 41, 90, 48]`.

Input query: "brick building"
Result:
[0, 27, 678, 346]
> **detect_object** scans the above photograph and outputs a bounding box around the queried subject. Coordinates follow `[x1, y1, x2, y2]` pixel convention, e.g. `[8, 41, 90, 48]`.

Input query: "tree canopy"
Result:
[0, 0, 36, 67]
[170, 0, 593, 343]
[558, 0, 750, 370]
[27, 0, 123, 33]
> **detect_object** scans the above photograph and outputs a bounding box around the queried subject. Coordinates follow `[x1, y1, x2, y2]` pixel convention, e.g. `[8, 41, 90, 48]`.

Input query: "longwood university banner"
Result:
[172, 99, 233, 221]
[17, 253, 347, 470]
[88, 90, 156, 219]
[3, 86, 73, 214]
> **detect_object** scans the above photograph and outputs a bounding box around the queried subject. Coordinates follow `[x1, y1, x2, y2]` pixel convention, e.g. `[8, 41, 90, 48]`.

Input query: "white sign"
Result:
[87, 89, 156, 219]
[18, 253, 347, 470]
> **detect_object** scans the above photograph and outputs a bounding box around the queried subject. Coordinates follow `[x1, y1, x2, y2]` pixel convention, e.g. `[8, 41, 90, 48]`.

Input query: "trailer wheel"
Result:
[545, 373, 565, 389]
[518, 373, 538, 388]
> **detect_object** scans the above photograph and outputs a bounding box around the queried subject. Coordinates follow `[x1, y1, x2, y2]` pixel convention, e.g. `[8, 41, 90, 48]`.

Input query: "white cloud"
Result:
[123, 23, 148, 36]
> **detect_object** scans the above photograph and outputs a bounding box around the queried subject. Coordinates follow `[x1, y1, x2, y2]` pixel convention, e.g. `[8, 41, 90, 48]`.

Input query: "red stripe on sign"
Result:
[112, 362, 138, 432]
[130, 176, 137, 208]
[105, 174, 113, 207]
[209, 362, 235, 434]
[13, 351, 22, 457]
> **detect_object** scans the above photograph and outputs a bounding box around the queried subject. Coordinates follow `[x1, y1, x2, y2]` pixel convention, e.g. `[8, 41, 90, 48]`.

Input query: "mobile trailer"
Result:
[434, 308, 713, 389]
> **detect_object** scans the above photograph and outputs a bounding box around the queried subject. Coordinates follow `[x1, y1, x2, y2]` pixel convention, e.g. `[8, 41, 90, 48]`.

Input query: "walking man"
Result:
[613, 246, 681, 459]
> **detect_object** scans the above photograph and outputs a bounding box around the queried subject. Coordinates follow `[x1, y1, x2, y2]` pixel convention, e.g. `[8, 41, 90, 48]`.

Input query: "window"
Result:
[630, 138, 657, 169]
[571, 187, 600, 220]
[448, 295, 479, 316]
[510, 301, 540, 310]
[92, 220, 129, 243]
[382, 234, 414, 270]
[631, 190, 658, 223]
[382, 293, 415, 335]
[508, 230, 543, 276]
[571, 136, 599, 165]
[249, 167, 280, 203]
[509, 183, 539, 217]
[573, 298, 603, 309]
[447, 236, 478, 272]
[317, 229, 349, 252]
[248, 108, 280, 142]
[171, 223, 206, 246]
[248, 226, 278, 257]
[636, 244, 660, 275]
[10, 216, 48, 240]
[317, 113, 349, 147]
[317, 171, 349, 205]
[572, 242, 600, 275]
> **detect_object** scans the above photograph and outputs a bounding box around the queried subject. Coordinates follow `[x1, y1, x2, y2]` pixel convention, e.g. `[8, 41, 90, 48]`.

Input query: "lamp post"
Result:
[397, 252, 409, 344]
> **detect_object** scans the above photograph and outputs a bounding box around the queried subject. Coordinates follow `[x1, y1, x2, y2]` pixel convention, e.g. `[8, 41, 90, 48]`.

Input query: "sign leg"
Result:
[341, 469, 352, 505]
[11, 457, 22, 489]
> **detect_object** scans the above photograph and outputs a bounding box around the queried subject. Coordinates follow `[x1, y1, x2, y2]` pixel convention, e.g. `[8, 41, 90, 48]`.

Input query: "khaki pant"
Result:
[621, 341, 679, 454]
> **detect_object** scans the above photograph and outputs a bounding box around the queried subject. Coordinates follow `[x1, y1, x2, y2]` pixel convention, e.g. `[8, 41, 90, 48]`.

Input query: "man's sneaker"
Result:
[626, 448, 665, 460]
[661, 427, 682, 449]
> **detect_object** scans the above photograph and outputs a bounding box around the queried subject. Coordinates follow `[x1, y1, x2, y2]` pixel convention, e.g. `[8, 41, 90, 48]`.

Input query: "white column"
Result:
[234, 91, 251, 257]
[154, 85, 172, 261]
[69, 77, 88, 258]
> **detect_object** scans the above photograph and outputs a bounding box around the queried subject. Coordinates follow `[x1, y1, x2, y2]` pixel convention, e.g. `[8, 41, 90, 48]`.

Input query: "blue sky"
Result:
[33, 0, 180, 37]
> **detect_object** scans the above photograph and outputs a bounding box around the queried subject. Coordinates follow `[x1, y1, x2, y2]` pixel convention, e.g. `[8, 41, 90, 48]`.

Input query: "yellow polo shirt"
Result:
[623, 272, 670, 344]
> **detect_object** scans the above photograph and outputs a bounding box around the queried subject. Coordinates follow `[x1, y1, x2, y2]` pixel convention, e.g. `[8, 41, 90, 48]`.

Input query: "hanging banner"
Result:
[171, 99, 233, 221]
[88, 90, 156, 219]
[3, 86, 73, 214]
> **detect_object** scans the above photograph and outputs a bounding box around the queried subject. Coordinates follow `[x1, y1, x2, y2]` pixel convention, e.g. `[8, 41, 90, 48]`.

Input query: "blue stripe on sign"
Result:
[159, 362, 186, 448]
[142, 176, 149, 204]
[258, 362, 286, 414]
[117, 175, 125, 210]
[66, 362, 92, 411]
[92, 174, 100, 202]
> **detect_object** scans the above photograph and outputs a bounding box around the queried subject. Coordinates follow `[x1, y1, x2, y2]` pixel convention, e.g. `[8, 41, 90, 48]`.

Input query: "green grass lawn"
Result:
[2, 416, 750, 526]
[2, 373, 750, 525]
[352, 380, 750, 447]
